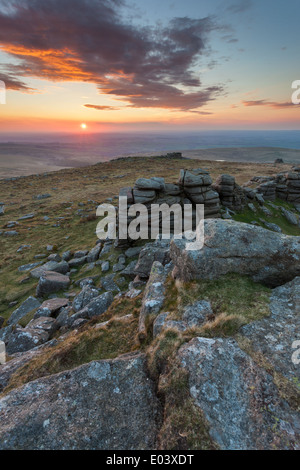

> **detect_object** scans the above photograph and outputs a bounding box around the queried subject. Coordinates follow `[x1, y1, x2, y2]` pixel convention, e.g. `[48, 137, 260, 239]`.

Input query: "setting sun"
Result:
[80, 123, 87, 129]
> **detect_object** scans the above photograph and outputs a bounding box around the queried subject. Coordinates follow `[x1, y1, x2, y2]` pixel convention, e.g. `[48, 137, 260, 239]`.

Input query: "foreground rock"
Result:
[0, 353, 161, 450]
[179, 337, 300, 450]
[241, 277, 300, 383]
[171, 219, 300, 287]
[138, 262, 167, 342]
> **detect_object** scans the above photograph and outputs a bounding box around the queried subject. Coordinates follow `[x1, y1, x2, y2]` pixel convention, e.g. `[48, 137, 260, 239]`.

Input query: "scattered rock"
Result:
[48, 253, 62, 262]
[87, 245, 101, 263]
[72, 286, 100, 312]
[121, 260, 138, 279]
[260, 220, 282, 233]
[4, 231, 19, 237]
[280, 207, 298, 226]
[68, 257, 87, 268]
[8, 297, 41, 326]
[36, 271, 70, 297]
[100, 274, 120, 293]
[30, 261, 69, 279]
[6, 317, 58, 355]
[125, 246, 143, 258]
[18, 213, 35, 221]
[61, 250, 72, 261]
[18, 262, 42, 273]
[33, 194, 51, 200]
[34, 298, 69, 319]
[101, 261, 110, 272]
[74, 250, 89, 258]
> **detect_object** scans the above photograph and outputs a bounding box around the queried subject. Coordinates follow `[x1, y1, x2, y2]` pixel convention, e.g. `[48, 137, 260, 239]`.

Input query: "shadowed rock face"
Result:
[179, 337, 300, 450]
[170, 219, 300, 287]
[0, 353, 161, 450]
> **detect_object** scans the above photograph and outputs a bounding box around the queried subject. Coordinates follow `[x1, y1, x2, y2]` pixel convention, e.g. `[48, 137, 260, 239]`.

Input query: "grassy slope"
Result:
[0, 157, 295, 319]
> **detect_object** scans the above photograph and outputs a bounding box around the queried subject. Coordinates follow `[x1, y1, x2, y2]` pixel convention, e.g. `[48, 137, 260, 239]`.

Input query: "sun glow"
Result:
[80, 123, 87, 129]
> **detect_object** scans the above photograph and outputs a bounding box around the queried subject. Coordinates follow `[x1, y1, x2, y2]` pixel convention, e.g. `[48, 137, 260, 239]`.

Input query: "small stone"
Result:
[4, 231, 19, 237]
[74, 250, 89, 258]
[248, 203, 256, 213]
[68, 257, 87, 268]
[34, 194, 51, 200]
[48, 253, 62, 262]
[62, 251, 72, 261]
[101, 261, 110, 272]
[18, 262, 42, 273]
[18, 213, 35, 221]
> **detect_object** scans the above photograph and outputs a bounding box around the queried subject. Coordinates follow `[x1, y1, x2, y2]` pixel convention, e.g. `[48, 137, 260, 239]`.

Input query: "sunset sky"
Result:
[0, 0, 299, 133]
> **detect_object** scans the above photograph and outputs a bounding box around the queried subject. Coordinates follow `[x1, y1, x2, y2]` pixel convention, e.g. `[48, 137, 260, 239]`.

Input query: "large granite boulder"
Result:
[0, 353, 161, 450]
[179, 337, 300, 450]
[170, 219, 300, 287]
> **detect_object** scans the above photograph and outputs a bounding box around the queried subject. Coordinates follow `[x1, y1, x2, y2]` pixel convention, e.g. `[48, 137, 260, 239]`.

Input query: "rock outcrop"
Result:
[115, 169, 221, 247]
[170, 219, 300, 287]
[213, 174, 246, 212]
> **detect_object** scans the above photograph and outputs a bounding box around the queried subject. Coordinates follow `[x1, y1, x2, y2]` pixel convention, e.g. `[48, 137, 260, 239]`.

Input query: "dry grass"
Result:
[162, 273, 271, 337]
[1, 294, 142, 395]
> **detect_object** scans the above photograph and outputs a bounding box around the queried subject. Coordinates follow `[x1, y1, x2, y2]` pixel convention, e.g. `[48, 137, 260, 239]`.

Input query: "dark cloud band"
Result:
[0, 0, 223, 111]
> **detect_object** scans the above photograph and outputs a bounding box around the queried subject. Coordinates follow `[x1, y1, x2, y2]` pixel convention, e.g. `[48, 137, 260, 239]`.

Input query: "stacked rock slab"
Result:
[213, 174, 246, 212]
[256, 181, 277, 201]
[115, 170, 221, 246]
[178, 169, 220, 218]
[275, 169, 300, 204]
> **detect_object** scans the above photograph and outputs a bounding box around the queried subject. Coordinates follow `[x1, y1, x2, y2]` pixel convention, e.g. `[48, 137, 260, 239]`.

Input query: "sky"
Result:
[0, 0, 299, 134]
